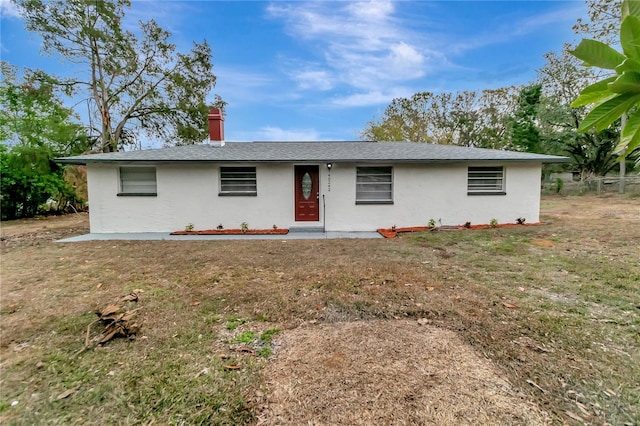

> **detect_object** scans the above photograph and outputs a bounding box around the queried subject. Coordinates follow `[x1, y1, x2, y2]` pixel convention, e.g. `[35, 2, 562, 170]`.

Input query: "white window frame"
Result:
[467, 166, 505, 195]
[356, 166, 393, 204]
[118, 166, 157, 196]
[219, 166, 257, 196]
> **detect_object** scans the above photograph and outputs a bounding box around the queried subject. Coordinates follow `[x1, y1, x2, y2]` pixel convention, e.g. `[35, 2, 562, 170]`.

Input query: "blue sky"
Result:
[1, 1, 586, 144]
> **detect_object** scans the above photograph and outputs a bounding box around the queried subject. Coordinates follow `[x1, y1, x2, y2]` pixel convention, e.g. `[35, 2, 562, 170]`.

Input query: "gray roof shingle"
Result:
[56, 141, 569, 164]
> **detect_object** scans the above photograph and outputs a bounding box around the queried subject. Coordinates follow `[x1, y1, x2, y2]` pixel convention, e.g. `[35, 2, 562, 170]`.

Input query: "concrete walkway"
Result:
[57, 231, 383, 242]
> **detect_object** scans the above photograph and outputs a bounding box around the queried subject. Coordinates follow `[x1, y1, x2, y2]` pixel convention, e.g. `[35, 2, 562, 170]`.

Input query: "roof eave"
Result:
[56, 157, 570, 165]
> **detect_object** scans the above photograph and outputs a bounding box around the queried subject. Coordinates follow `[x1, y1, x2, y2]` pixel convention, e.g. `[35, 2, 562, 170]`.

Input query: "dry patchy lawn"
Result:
[0, 195, 638, 425]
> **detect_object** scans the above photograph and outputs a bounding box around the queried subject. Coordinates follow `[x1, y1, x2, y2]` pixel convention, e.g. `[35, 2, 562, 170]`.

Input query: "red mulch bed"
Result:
[171, 228, 289, 236]
[377, 222, 544, 238]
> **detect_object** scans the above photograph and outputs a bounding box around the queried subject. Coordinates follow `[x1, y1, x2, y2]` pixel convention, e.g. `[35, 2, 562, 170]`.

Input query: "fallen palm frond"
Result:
[75, 291, 143, 356]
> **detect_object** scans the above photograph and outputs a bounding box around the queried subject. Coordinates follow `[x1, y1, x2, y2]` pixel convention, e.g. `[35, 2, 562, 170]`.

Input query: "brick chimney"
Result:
[207, 107, 225, 146]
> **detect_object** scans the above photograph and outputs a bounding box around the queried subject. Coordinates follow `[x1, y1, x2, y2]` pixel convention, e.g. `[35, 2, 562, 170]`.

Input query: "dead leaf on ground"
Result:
[120, 292, 139, 303]
[56, 389, 76, 400]
[575, 401, 590, 416]
[77, 294, 143, 355]
[99, 327, 121, 344]
[235, 346, 255, 355]
[514, 336, 552, 353]
[565, 411, 583, 422]
[527, 379, 546, 394]
[190, 301, 201, 306]
[224, 364, 241, 370]
[502, 302, 519, 309]
[98, 304, 122, 317]
[100, 312, 123, 322]
[120, 311, 137, 322]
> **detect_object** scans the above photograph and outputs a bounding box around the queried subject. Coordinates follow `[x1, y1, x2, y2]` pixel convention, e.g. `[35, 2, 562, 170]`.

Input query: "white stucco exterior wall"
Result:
[86, 162, 542, 233]
[87, 163, 297, 233]
[322, 163, 541, 231]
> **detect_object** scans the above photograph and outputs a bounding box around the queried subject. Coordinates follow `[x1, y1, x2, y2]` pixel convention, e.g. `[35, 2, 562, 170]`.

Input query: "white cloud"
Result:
[255, 126, 322, 141]
[386, 42, 425, 78]
[267, 1, 581, 102]
[292, 69, 334, 91]
[213, 66, 288, 107]
[516, 6, 584, 35]
[0, 0, 21, 19]
[345, 0, 394, 22]
[331, 86, 414, 108]
[448, 4, 584, 54]
[124, 1, 193, 34]
[267, 1, 434, 91]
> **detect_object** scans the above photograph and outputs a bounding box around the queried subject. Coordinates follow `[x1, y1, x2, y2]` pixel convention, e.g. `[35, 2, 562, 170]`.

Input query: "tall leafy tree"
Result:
[508, 85, 542, 152]
[472, 88, 520, 149]
[0, 62, 87, 152]
[0, 62, 86, 219]
[361, 88, 518, 149]
[565, 129, 620, 178]
[573, 0, 622, 43]
[0, 144, 80, 219]
[15, 0, 221, 152]
[571, 0, 640, 165]
[361, 92, 437, 143]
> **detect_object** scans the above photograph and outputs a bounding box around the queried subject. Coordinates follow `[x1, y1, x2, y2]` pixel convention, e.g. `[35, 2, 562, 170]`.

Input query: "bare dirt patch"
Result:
[258, 320, 549, 425]
[0, 212, 89, 248]
[542, 193, 639, 222]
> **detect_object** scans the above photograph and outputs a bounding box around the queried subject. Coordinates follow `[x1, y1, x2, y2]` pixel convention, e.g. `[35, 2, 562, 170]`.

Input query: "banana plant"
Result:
[571, 0, 640, 165]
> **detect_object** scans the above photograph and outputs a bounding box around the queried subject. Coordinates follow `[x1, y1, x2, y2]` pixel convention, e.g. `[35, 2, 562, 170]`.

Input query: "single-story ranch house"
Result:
[58, 109, 567, 234]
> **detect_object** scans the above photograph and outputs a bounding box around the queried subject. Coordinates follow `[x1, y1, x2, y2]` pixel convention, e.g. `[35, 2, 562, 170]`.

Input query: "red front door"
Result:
[294, 165, 319, 221]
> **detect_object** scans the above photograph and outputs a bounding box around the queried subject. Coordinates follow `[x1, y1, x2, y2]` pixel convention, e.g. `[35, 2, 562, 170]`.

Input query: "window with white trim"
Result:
[467, 166, 505, 195]
[119, 166, 157, 196]
[356, 166, 393, 204]
[219, 167, 257, 196]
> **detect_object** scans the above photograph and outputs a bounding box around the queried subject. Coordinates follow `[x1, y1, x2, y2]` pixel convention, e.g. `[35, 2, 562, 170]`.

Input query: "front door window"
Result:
[302, 172, 312, 200]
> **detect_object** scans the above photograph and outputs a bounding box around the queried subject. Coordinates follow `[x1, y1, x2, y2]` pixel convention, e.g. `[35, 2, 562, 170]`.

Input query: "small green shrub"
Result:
[226, 317, 247, 330]
[555, 177, 564, 194]
[259, 328, 280, 343]
[240, 222, 249, 233]
[257, 347, 272, 358]
[235, 331, 256, 343]
[428, 218, 436, 229]
[490, 218, 499, 228]
[185, 223, 194, 232]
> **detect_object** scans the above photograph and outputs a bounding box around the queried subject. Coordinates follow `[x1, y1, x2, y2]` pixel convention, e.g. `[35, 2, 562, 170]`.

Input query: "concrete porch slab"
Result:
[57, 231, 383, 242]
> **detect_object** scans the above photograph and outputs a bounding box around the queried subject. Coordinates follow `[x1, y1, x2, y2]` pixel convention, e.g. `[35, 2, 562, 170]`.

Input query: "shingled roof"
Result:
[57, 141, 568, 165]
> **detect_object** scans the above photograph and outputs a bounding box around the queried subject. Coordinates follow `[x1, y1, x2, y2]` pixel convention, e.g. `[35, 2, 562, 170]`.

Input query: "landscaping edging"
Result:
[171, 229, 289, 236]
[377, 222, 544, 238]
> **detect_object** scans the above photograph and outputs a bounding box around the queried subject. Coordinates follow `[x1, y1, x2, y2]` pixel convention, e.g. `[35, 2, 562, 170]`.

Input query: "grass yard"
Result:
[1, 195, 638, 425]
